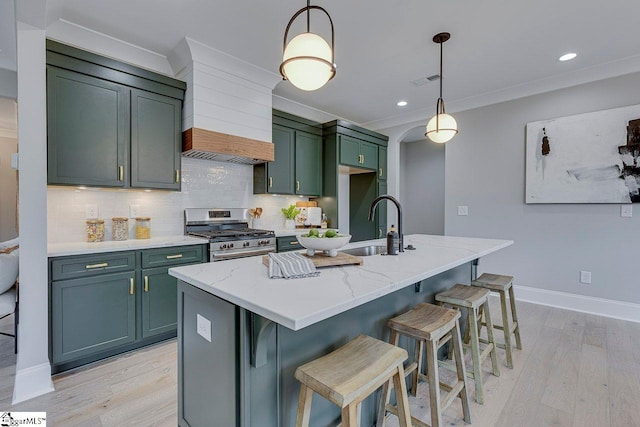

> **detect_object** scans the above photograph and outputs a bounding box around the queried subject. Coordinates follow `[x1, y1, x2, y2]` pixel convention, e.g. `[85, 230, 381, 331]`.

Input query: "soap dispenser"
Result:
[386, 225, 399, 255]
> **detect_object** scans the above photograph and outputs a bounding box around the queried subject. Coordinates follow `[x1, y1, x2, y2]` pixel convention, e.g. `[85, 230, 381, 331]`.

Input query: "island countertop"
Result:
[169, 234, 513, 331]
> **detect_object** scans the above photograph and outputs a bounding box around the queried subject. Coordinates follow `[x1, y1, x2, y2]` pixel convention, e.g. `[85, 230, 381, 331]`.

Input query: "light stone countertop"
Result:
[272, 228, 340, 237]
[169, 234, 514, 331]
[48, 235, 208, 257]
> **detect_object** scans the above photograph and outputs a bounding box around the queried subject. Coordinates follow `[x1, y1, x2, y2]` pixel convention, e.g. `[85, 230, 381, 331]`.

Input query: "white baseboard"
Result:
[12, 362, 54, 405]
[509, 285, 640, 323]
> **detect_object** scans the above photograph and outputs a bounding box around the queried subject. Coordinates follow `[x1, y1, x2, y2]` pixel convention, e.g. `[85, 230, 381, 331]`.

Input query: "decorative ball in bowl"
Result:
[296, 230, 351, 257]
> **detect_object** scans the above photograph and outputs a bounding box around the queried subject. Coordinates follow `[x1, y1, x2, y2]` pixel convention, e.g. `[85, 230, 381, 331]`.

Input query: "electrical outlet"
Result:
[457, 206, 469, 216]
[85, 204, 98, 218]
[196, 313, 212, 342]
[11, 153, 19, 170]
[129, 205, 140, 218]
[621, 205, 633, 218]
[580, 270, 592, 284]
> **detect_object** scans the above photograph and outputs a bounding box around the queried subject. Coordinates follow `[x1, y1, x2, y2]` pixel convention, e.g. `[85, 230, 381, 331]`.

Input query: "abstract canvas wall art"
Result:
[525, 104, 640, 203]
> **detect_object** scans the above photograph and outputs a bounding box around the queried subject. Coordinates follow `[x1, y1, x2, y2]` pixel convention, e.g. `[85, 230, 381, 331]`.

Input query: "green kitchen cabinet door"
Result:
[378, 146, 387, 180]
[47, 66, 128, 187]
[360, 141, 379, 170]
[339, 135, 361, 167]
[295, 131, 322, 196]
[51, 271, 136, 363]
[268, 125, 295, 194]
[130, 89, 182, 190]
[377, 180, 388, 236]
[141, 266, 178, 338]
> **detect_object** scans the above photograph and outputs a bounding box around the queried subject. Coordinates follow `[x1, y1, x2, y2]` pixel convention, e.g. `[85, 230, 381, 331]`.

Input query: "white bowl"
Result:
[296, 233, 352, 257]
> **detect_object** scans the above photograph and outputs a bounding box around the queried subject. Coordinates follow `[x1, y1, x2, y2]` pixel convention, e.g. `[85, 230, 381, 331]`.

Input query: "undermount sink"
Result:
[340, 245, 386, 257]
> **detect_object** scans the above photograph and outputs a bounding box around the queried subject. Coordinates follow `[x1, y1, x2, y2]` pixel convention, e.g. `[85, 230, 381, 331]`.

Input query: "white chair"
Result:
[0, 238, 19, 353]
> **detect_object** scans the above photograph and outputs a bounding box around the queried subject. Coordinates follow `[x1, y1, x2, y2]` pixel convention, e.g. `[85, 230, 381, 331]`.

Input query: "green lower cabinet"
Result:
[141, 266, 178, 338]
[276, 235, 303, 252]
[51, 271, 136, 363]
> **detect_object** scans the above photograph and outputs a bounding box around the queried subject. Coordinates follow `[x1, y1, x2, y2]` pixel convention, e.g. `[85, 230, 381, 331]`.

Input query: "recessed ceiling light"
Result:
[397, 100, 408, 107]
[559, 53, 577, 62]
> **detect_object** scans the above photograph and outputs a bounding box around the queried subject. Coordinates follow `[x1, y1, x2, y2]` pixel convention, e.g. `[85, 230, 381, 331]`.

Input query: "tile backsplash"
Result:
[47, 157, 307, 243]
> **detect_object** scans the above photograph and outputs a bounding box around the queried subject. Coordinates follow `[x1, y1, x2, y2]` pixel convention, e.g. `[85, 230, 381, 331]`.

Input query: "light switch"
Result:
[457, 206, 469, 216]
[621, 205, 633, 218]
[129, 205, 140, 218]
[11, 153, 19, 170]
[85, 204, 98, 218]
[197, 313, 212, 342]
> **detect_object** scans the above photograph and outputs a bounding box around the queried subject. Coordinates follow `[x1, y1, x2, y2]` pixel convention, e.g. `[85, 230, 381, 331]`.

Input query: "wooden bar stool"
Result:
[436, 284, 500, 405]
[294, 334, 412, 427]
[472, 273, 522, 369]
[377, 303, 471, 427]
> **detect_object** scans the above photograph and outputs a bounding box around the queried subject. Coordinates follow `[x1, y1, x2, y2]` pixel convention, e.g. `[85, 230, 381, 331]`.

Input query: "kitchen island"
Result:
[169, 234, 513, 427]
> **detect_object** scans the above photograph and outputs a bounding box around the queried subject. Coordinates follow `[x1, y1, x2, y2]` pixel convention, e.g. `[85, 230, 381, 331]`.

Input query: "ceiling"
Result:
[13, 1, 640, 129]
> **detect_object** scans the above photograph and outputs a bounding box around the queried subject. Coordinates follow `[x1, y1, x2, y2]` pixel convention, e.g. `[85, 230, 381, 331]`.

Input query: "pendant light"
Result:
[426, 32, 458, 143]
[279, 0, 336, 91]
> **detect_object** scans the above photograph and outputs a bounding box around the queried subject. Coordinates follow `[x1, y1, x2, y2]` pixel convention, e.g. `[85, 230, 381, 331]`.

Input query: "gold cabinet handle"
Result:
[379, 167, 383, 177]
[358, 154, 362, 164]
[166, 254, 183, 259]
[289, 241, 300, 246]
[129, 278, 134, 295]
[175, 169, 180, 183]
[86, 262, 108, 269]
[269, 177, 273, 188]
[118, 166, 124, 181]
[296, 180, 300, 191]
[144, 276, 149, 292]
[379, 229, 382, 237]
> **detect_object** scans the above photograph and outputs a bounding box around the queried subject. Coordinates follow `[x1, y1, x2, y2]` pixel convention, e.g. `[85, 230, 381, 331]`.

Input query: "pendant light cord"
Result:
[307, 0, 310, 32]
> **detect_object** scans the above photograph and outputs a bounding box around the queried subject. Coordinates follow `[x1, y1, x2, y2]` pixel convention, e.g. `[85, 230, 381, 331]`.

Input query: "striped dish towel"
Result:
[268, 252, 320, 279]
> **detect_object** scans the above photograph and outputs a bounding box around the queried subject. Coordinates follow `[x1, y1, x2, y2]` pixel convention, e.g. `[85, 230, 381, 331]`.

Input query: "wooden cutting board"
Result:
[262, 252, 363, 268]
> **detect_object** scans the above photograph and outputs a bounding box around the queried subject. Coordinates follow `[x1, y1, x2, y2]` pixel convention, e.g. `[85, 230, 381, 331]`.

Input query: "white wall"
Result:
[445, 71, 640, 305]
[0, 69, 18, 99]
[401, 137, 445, 235]
[0, 134, 18, 241]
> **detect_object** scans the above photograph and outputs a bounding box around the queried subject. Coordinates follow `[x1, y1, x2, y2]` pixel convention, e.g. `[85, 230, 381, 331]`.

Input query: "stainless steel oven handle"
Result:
[211, 247, 276, 261]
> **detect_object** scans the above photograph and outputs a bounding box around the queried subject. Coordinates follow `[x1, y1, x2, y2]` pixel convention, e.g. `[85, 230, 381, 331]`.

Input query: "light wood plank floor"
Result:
[1, 301, 639, 426]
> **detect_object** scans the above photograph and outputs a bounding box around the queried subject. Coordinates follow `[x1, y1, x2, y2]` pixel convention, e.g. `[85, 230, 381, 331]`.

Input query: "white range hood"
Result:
[169, 38, 282, 164]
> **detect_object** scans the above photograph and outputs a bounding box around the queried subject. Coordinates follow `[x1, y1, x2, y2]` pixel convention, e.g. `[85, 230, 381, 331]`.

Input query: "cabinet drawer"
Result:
[277, 235, 303, 252]
[51, 251, 136, 281]
[141, 245, 205, 268]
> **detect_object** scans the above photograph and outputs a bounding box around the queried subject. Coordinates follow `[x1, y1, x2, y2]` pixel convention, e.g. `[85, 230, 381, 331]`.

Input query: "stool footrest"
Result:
[441, 380, 466, 413]
[385, 404, 430, 427]
[479, 337, 507, 350]
[481, 321, 518, 333]
[439, 359, 475, 380]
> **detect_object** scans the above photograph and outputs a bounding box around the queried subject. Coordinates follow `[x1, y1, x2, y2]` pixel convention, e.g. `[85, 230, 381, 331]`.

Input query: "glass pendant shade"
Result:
[426, 113, 458, 143]
[282, 32, 334, 91]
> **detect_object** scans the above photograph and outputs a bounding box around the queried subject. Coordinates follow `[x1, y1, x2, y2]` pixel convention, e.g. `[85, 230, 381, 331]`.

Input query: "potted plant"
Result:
[281, 205, 300, 229]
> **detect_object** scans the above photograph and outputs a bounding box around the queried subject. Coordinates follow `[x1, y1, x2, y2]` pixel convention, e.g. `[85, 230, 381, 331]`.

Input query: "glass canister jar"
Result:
[135, 217, 151, 239]
[112, 217, 128, 241]
[86, 219, 105, 242]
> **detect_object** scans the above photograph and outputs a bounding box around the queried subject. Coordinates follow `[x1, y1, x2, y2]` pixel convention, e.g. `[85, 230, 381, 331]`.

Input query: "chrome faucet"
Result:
[368, 195, 404, 252]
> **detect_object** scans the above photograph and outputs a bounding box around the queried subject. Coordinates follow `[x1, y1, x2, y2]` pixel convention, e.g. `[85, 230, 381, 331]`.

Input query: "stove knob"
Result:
[220, 244, 227, 250]
[229, 243, 234, 248]
[244, 241, 250, 247]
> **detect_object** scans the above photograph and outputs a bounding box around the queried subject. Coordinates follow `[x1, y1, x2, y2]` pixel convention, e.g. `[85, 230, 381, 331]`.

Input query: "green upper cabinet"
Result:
[338, 135, 379, 171]
[46, 40, 185, 190]
[47, 67, 128, 187]
[130, 89, 182, 190]
[266, 124, 295, 194]
[255, 110, 322, 197]
[378, 146, 388, 180]
[295, 131, 322, 196]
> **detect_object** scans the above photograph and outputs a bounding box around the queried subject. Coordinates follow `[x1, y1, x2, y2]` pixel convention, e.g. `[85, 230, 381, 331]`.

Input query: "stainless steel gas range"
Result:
[184, 208, 276, 262]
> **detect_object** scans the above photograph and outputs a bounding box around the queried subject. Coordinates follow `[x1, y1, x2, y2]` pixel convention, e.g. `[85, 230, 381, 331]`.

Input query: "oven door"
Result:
[210, 246, 276, 262]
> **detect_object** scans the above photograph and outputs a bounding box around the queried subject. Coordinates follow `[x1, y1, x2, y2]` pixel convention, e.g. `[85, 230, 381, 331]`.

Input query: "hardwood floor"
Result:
[1, 301, 639, 426]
